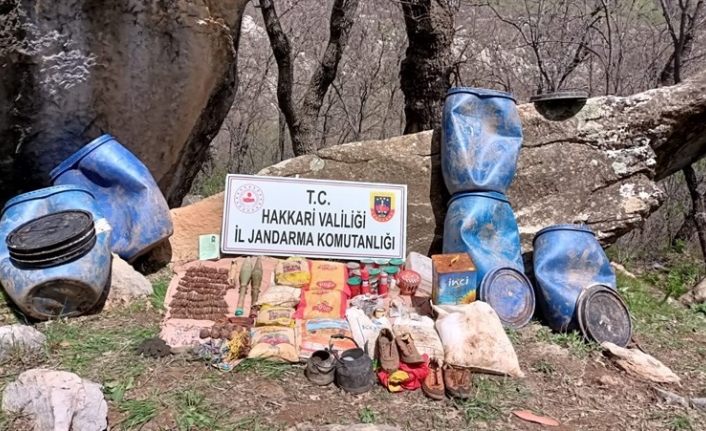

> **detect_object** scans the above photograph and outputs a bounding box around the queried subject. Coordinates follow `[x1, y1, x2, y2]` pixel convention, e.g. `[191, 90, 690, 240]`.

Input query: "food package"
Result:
[275, 257, 311, 288]
[346, 307, 391, 359]
[393, 314, 444, 363]
[296, 319, 357, 359]
[307, 260, 349, 295]
[255, 285, 301, 308]
[295, 289, 347, 320]
[407, 252, 433, 297]
[248, 326, 299, 362]
[432, 302, 523, 377]
[256, 306, 295, 328]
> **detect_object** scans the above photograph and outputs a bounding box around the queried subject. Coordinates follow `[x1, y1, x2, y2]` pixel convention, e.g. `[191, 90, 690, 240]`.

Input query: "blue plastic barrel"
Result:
[442, 191, 534, 327]
[0, 186, 112, 320]
[50, 134, 173, 261]
[442, 88, 523, 195]
[443, 192, 524, 278]
[533, 224, 631, 346]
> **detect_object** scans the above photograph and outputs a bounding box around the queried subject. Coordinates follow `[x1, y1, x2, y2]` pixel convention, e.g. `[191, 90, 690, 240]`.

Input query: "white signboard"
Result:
[221, 175, 407, 260]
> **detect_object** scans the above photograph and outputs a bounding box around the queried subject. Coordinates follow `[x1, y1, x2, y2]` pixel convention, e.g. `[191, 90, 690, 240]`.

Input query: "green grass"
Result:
[151, 276, 170, 311]
[531, 359, 555, 375]
[536, 327, 600, 358]
[454, 376, 528, 424]
[359, 406, 376, 424]
[175, 390, 218, 431]
[229, 415, 269, 431]
[117, 399, 159, 430]
[668, 415, 694, 431]
[235, 358, 293, 379]
[617, 272, 706, 348]
[42, 311, 157, 375]
[505, 327, 520, 344]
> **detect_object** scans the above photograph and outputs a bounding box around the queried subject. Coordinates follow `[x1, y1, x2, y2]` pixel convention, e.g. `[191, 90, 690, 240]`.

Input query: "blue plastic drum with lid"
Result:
[443, 191, 535, 327]
[533, 224, 631, 346]
[50, 134, 173, 261]
[443, 191, 525, 279]
[0, 186, 112, 320]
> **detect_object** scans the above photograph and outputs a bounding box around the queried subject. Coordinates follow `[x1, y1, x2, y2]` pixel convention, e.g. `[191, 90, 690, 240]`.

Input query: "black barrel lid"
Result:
[529, 90, 589, 121]
[10, 234, 96, 269]
[479, 267, 535, 329]
[529, 90, 588, 103]
[577, 285, 632, 347]
[6, 210, 94, 254]
[6, 210, 96, 269]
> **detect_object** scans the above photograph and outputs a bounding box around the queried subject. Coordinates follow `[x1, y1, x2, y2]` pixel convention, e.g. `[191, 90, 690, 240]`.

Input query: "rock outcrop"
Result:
[0, 0, 249, 207]
[261, 72, 706, 252]
[2, 369, 107, 431]
[168, 72, 706, 260]
[0, 324, 46, 362]
[104, 254, 154, 309]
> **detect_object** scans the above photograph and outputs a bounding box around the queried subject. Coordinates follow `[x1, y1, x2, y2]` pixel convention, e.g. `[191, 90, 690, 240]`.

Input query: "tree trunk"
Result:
[683, 165, 706, 259]
[658, 0, 706, 261]
[672, 208, 696, 246]
[260, 0, 359, 156]
[399, 0, 455, 134]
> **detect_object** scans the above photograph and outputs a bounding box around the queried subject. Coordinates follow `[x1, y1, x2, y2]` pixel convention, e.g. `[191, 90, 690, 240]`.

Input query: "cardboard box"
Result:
[431, 253, 477, 305]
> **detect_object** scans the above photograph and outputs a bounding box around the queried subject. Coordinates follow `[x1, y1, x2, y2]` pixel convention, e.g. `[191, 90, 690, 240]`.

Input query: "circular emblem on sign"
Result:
[233, 184, 264, 213]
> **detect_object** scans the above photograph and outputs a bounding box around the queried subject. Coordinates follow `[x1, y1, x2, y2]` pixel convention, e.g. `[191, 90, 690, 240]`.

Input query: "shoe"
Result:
[376, 328, 400, 372]
[304, 350, 336, 386]
[422, 358, 445, 400]
[443, 365, 473, 399]
[396, 332, 424, 365]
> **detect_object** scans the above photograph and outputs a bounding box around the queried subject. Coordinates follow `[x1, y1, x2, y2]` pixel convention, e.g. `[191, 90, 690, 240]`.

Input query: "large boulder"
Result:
[167, 72, 706, 260]
[0, 0, 249, 207]
[260, 73, 706, 253]
[2, 369, 107, 431]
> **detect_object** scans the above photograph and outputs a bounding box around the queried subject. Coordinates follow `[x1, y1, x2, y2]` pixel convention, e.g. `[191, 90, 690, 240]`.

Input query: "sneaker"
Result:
[396, 332, 424, 365]
[376, 328, 400, 372]
[443, 365, 473, 399]
[304, 350, 336, 386]
[422, 358, 446, 400]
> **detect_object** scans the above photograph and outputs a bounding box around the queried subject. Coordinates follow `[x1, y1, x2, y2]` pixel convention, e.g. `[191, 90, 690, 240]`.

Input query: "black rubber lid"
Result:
[577, 285, 632, 347]
[7, 210, 94, 254]
[529, 90, 589, 121]
[529, 90, 588, 103]
[6, 210, 96, 269]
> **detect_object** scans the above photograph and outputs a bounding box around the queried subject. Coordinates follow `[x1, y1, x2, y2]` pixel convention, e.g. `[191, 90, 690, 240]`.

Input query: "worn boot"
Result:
[443, 365, 473, 399]
[396, 332, 424, 365]
[376, 328, 400, 372]
[422, 358, 446, 400]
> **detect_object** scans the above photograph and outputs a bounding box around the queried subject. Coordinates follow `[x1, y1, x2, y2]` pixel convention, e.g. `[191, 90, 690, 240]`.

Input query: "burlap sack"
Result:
[433, 301, 524, 377]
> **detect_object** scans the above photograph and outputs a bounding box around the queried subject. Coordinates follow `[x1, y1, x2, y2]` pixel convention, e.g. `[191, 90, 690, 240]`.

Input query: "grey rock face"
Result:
[259, 72, 706, 254]
[0, 0, 248, 207]
[2, 368, 107, 431]
[0, 324, 46, 362]
[105, 254, 153, 309]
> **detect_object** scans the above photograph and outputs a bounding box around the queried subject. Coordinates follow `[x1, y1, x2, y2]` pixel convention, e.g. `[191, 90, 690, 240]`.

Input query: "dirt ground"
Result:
[1, 271, 705, 431]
